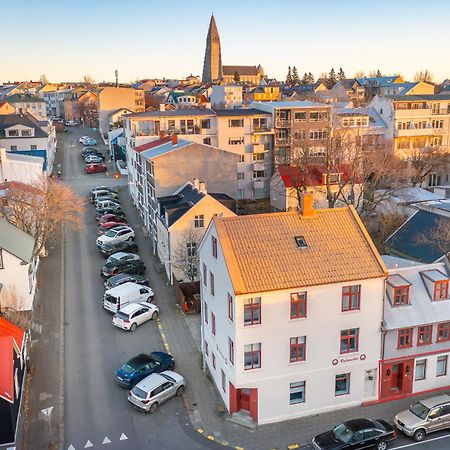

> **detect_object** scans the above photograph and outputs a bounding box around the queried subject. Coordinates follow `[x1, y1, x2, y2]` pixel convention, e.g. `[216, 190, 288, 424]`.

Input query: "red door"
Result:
[238, 388, 251, 412]
[391, 363, 403, 392]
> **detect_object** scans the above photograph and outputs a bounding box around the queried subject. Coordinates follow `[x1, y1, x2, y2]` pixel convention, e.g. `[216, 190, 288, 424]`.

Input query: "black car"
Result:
[312, 419, 396, 450]
[101, 258, 146, 279]
[115, 352, 175, 388]
[81, 148, 102, 158]
[98, 240, 138, 257]
[104, 273, 149, 289]
[95, 206, 123, 218]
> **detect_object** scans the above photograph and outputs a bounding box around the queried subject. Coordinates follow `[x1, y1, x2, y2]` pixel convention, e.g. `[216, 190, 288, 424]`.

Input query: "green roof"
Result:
[6, 93, 45, 103]
[0, 218, 35, 262]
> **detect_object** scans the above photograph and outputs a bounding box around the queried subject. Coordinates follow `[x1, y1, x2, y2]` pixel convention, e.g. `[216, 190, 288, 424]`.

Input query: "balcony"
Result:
[275, 119, 291, 128]
[253, 161, 265, 171]
[275, 137, 291, 146]
[432, 110, 450, 115]
[252, 125, 273, 134]
[394, 127, 434, 137]
[252, 179, 265, 190]
[395, 108, 431, 118]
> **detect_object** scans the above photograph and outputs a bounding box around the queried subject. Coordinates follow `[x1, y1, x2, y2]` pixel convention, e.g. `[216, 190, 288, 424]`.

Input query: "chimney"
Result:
[193, 177, 200, 190]
[159, 103, 166, 112]
[171, 134, 178, 145]
[300, 192, 315, 217]
[159, 130, 165, 139]
[199, 181, 207, 194]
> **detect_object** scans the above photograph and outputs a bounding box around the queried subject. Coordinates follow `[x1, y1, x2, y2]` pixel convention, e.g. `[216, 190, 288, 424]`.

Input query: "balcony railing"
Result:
[252, 125, 273, 133]
[432, 110, 450, 115]
[275, 119, 291, 128]
[253, 161, 265, 171]
[275, 137, 291, 146]
[252, 179, 265, 190]
[394, 127, 434, 137]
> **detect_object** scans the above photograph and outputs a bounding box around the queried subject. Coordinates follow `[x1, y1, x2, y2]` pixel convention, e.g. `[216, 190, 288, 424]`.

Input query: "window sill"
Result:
[244, 367, 262, 372]
[244, 323, 262, 328]
[289, 360, 307, 366]
[289, 316, 307, 322]
[340, 309, 360, 314]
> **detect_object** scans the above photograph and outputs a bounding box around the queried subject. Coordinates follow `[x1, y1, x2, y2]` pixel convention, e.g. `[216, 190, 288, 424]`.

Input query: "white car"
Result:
[84, 154, 103, 164]
[96, 226, 134, 246]
[106, 252, 140, 265]
[113, 301, 159, 331]
[95, 199, 120, 210]
[65, 120, 77, 126]
[79, 136, 89, 143]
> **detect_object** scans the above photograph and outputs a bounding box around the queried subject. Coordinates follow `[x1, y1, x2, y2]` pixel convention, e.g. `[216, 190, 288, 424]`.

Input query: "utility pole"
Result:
[115, 69, 118, 87]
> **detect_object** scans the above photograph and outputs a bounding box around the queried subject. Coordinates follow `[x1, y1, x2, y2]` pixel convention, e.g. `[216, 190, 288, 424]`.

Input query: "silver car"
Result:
[128, 370, 185, 413]
[394, 394, 450, 441]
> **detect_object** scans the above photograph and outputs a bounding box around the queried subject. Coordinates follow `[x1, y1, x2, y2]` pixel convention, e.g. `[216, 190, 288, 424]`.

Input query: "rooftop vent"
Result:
[295, 235, 307, 248]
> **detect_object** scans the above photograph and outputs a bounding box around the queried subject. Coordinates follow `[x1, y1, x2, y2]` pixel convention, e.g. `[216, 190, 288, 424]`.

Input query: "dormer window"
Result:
[393, 286, 409, 305]
[7, 129, 19, 137]
[387, 274, 411, 306]
[434, 280, 449, 301]
[421, 270, 449, 301]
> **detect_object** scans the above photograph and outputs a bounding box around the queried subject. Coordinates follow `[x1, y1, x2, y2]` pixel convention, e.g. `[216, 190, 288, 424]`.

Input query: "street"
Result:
[61, 127, 215, 449]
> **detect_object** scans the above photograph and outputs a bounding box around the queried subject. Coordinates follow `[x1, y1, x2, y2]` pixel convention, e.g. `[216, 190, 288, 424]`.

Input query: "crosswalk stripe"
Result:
[84, 441, 93, 448]
[119, 433, 128, 440]
[102, 436, 111, 444]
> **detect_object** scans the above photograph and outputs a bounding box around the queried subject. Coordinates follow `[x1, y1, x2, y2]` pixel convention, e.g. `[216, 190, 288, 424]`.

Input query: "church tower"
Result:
[202, 15, 223, 84]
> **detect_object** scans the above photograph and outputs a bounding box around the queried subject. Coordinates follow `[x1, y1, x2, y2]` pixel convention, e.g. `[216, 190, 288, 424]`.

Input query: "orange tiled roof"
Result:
[213, 207, 386, 295]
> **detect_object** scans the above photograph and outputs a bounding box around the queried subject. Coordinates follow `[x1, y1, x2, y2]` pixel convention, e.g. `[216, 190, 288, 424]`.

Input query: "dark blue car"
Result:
[115, 352, 175, 388]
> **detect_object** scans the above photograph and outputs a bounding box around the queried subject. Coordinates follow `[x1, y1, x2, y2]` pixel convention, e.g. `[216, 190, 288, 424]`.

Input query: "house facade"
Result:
[6, 94, 47, 118]
[199, 202, 386, 424]
[0, 148, 44, 184]
[380, 255, 450, 401]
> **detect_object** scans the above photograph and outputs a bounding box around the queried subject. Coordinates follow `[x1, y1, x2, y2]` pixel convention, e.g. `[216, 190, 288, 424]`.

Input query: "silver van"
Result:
[394, 394, 450, 441]
[127, 371, 185, 413]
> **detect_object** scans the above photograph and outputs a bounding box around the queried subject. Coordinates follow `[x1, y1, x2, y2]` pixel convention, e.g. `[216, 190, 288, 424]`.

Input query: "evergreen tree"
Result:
[301, 73, 308, 85]
[307, 72, 315, 84]
[286, 66, 293, 84]
[292, 66, 300, 83]
[328, 68, 337, 86]
[376, 69, 383, 77]
[233, 71, 240, 83]
[337, 67, 346, 80]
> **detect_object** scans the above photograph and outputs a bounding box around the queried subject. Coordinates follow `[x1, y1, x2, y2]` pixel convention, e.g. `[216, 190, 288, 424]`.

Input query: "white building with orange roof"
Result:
[199, 194, 387, 424]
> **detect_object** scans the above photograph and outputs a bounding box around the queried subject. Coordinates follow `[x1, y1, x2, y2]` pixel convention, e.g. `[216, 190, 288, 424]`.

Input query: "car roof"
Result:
[105, 281, 142, 295]
[110, 252, 129, 259]
[118, 302, 150, 315]
[135, 373, 166, 392]
[419, 394, 450, 408]
[344, 419, 375, 431]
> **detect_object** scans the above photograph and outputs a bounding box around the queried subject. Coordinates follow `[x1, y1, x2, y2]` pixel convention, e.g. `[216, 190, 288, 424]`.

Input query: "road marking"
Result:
[67, 446, 76, 450]
[235, 446, 245, 450]
[156, 318, 171, 353]
[119, 433, 128, 440]
[207, 435, 215, 441]
[102, 436, 111, 444]
[84, 441, 93, 448]
[391, 433, 450, 448]
[221, 441, 229, 446]
[197, 428, 204, 434]
[287, 445, 300, 450]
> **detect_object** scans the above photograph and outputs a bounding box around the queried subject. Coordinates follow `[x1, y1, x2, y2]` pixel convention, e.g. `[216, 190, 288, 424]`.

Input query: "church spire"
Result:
[202, 15, 223, 84]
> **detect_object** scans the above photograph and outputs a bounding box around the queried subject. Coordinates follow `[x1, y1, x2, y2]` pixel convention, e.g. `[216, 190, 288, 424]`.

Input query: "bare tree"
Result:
[415, 217, 450, 258]
[172, 228, 202, 283]
[408, 146, 448, 187]
[414, 70, 434, 83]
[39, 73, 48, 84]
[83, 74, 95, 85]
[0, 286, 30, 329]
[0, 178, 85, 256]
[354, 71, 365, 78]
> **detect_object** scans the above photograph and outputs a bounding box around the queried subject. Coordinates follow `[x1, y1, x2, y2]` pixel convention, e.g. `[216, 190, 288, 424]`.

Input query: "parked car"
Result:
[79, 136, 90, 143]
[104, 273, 149, 290]
[100, 257, 145, 279]
[103, 281, 154, 312]
[95, 206, 123, 219]
[98, 239, 137, 258]
[115, 351, 175, 388]
[65, 120, 77, 126]
[91, 190, 119, 203]
[128, 371, 185, 413]
[96, 225, 134, 246]
[394, 394, 450, 441]
[312, 419, 396, 450]
[98, 213, 126, 225]
[83, 137, 97, 146]
[113, 301, 159, 331]
[90, 185, 119, 195]
[95, 199, 121, 211]
[106, 252, 140, 265]
[98, 222, 127, 235]
[81, 148, 102, 158]
[85, 154, 104, 164]
[85, 163, 107, 174]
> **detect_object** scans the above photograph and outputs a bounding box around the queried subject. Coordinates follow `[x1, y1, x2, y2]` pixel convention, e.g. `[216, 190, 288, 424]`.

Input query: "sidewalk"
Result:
[123, 191, 449, 450]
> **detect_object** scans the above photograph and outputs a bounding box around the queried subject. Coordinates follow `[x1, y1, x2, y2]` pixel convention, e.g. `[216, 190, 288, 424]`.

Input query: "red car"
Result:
[97, 213, 126, 225]
[85, 163, 107, 174]
[97, 221, 127, 235]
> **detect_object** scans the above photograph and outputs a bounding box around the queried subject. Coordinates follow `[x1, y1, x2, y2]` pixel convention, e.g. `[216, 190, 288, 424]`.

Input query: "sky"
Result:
[2, 0, 450, 84]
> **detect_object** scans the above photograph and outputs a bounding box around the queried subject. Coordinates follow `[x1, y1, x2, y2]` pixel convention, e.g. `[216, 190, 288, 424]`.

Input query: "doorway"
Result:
[238, 388, 251, 412]
[391, 363, 403, 391]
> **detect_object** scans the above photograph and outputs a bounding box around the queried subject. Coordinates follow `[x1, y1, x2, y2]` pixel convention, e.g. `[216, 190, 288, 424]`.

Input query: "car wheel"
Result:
[413, 429, 426, 441]
[151, 311, 158, 320]
[127, 237, 132, 242]
[130, 323, 137, 332]
[149, 402, 158, 413]
[176, 386, 184, 396]
[376, 441, 388, 450]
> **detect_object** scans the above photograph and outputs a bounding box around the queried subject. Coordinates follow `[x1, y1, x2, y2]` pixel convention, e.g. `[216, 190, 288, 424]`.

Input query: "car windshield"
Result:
[333, 423, 354, 444]
[131, 386, 148, 399]
[116, 312, 129, 320]
[121, 363, 136, 375]
[410, 402, 430, 419]
[161, 373, 176, 383]
[105, 230, 118, 237]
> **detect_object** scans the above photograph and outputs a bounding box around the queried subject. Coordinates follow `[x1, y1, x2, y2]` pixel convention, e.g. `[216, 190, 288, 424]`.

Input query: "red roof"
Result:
[0, 317, 25, 352]
[0, 336, 14, 403]
[135, 136, 172, 153]
[277, 164, 353, 188]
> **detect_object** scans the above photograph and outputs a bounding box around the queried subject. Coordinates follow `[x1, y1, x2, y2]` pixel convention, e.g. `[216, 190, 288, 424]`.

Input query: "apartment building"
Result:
[6, 94, 47, 118]
[199, 198, 387, 424]
[0, 114, 57, 175]
[98, 87, 145, 137]
[380, 255, 450, 401]
[252, 101, 331, 164]
[127, 134, 238, 252]
[210, 85, 243, 109]
[371, 94, 450, 186]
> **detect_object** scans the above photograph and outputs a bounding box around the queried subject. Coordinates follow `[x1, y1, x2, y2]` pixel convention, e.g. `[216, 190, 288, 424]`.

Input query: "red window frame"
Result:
[244, 343, 261, 370]
[244, 298, 261, 326]
[397, 327, 413, 349]
[437, 322, 450, 342]
[417, 324, 433, 346]
[393, 285, 409, 305]
[202, 263, 207, 286]
[210, 271, 215, 296]
[204, 302, 208, 324]
[290, 336, 306, 362]
[228, 293, 233, 321]
[341, 285, 361, 311]
[290, 292, 307, 319]
[340, 328, 359, 354]
[228, 337, 234, 365]
[211, 312, 216, 335]
[434, 280, 449, 301]
[212, 235, 218, 258]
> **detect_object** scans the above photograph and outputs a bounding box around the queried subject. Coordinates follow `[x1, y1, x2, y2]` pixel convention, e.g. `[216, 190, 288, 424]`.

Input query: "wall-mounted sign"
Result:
[332, 354, 367, 366]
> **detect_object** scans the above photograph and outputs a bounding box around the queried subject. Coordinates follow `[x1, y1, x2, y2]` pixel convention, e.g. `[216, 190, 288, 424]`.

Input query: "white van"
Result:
[96, 199, 120, 210]
[103, 282, 154, 313]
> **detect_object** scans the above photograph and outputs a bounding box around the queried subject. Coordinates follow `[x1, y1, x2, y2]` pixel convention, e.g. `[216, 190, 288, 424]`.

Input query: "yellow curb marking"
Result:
[221, 441, 229, 446]
[287, 445, 300, 450]
[207, 435, 215, 441]
[196, 428, 204, 434]
[235, 447, 245, 450]
[156, 319, 171, 353]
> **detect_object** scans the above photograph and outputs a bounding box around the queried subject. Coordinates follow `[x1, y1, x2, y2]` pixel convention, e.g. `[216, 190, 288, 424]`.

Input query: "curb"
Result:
[58, 226, 65, 450]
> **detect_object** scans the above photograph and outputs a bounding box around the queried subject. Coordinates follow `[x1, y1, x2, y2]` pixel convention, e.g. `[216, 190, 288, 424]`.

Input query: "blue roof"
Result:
[386, 209, 446, 263]
[140, 139, 192, 159]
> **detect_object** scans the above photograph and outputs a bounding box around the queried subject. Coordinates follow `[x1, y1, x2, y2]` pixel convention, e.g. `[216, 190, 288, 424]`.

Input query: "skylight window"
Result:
[295, 236, 307, 248]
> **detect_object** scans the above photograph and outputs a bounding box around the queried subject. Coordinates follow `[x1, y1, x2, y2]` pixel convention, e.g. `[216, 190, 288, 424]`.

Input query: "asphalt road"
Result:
[61, 127, 215, 450]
